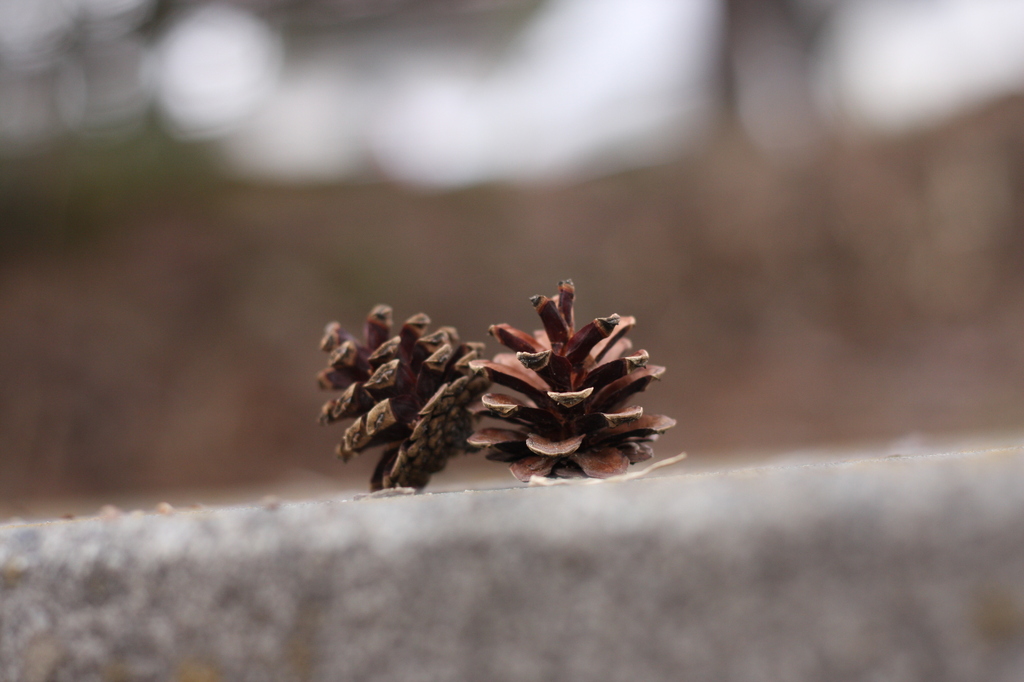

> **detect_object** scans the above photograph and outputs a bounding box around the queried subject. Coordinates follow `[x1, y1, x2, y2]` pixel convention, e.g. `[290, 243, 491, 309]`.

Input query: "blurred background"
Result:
[2, 0, 1024, 516]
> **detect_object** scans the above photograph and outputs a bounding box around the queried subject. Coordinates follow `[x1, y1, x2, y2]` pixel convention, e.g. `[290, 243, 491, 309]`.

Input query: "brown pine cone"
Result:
[317, 305, 489, 491]
[467, 280, 675, 481]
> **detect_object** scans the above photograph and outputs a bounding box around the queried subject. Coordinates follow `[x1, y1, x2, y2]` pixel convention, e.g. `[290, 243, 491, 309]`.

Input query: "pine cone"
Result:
[467, 280, 675, 481]
[317, 305, 489, 491]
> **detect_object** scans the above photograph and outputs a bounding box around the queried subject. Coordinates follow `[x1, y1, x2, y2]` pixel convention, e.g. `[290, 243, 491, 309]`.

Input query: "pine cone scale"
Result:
[363, 305, 393, 350]
[564, 315, 620, 365]
[575, 405, 644, 433]
[557, 279, 575, 331]
[590, 365, 665, 413]
[489, 324, 543, 353]
[469, 360, 552, 406]
[598, 414, 677, 441]
[573, 449, 629, 478]
[591, 316, 636, 363]
[531, 295, 570, 348]
[480, 393, 560, 430]
[525, 433, 585, 457]
[467, 427, 529, 453]
[509, 455, 557, 481]
[579, 350, 648, 390]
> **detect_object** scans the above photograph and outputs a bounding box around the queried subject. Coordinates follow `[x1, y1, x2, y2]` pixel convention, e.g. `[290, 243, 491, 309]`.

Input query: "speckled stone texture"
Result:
[2, 448, 1024, 681]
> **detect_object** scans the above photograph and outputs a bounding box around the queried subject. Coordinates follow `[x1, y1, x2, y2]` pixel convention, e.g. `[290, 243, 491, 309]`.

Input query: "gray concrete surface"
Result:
[2, 447, 1024, 681]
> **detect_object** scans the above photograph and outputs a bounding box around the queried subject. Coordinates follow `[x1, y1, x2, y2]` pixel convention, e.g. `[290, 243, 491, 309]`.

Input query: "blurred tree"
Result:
[720, 0, 832, 152]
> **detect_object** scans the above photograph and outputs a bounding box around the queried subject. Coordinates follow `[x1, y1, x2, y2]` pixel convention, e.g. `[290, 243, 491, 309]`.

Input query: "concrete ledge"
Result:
[2, 448, 1024, 681]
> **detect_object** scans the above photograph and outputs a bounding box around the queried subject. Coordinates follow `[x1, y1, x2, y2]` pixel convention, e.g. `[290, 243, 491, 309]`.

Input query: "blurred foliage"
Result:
[1, 97, 1024, 508]
[0, 122, 219, 261]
